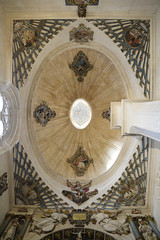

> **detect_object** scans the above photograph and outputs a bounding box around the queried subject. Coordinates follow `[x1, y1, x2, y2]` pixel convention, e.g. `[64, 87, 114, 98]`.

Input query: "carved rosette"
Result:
[69, 51, 93, 82]
[33, 102, 56, 127]
[69, 24, 94, 44]
[67, 146, 93, 176]
[102, 108, 111, 121]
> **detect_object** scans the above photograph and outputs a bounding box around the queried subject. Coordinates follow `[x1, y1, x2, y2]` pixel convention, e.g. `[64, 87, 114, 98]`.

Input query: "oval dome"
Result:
[31, 48, 127, 180]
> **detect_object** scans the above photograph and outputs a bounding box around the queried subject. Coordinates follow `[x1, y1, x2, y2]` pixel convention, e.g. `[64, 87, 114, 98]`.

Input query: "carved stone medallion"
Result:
[69, 51, 93, 82]
[102, 108, 111, 121]
[70, 24, 94, 44]
[67, 146, 93, 176]
[124, 27, 143, 48]
[33, 102, 56, 127]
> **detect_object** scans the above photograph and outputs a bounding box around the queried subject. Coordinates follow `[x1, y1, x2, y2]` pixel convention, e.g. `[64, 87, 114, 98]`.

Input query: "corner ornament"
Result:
[67, 146, 93, 176]
[69, 51, 93, 82]
[33, 102, 56, 127]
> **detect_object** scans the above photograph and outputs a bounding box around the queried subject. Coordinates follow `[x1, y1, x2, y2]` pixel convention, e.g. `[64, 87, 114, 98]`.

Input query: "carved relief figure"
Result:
[1, 217, 19, 240]
[101, 218, 130, 236]
[90, 209, 106, 224]
[138, 218, 157, 240]
[91, 210, 131, 237]
[62, 180, 98, 205]
[72, 231, 85, 240]
[29, 209, 67, 234]
[21, 179, 38, 200]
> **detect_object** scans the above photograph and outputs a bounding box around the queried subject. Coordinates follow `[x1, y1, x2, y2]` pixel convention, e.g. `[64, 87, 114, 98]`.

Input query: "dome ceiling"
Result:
[31, 48, 126, 180]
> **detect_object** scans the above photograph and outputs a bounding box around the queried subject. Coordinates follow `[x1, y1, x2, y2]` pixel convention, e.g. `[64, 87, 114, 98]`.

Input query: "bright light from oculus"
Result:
[70, 99, 92, 129]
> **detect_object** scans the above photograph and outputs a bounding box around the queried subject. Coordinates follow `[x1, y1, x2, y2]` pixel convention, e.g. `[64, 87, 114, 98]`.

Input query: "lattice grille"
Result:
[87, 19, 150, 98]
[12, 19, 75, 89]
[13, 142, 70, 209]
[88, 137, 149, 210]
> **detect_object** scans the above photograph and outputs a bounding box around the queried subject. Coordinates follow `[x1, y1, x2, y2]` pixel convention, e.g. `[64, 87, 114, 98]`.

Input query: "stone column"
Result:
[16, 215, 32, 240]
[147, 216, 160, 239]
[127, 216, 142, 240]
[0, 214, 12, 236]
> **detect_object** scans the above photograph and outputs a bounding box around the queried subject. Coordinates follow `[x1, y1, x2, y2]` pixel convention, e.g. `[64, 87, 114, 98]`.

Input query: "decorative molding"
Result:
[66, 1, 99, 18]
[0, 172, 8, 196]
[89, 137, 149, 210]
[62, 180, 98, 205]
[65, 0, 99, 5]
[69, 24, 94, 44]
[12, 19, 75, 89]
[13, 142, 70, 209]
[67, 146, 93, 176]
[102, 108, 111, 121]
[33, 102, 56, 127]
[0, 83, 20, 154]
[69, 209, 90, 225]
[69, 51, 93, 82]
[87, 19, 150, 98]
[156, 168, 160, 199]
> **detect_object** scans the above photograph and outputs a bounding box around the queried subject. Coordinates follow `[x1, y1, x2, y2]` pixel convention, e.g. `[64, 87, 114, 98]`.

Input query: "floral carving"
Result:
[0, 172, 8, 196]
[69, 51, 93, 82]
[67, 146, 93, 176]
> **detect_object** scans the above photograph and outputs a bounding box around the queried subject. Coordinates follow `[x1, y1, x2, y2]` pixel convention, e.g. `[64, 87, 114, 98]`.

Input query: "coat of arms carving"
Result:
[69, 24, 94, 44]
[67, 146, 93, 176]
[69, 51, 93, 82]
[33, 102, 56, 127]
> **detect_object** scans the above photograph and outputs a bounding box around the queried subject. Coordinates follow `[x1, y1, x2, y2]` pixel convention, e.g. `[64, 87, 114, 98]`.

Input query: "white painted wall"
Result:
[149, 6, 160, 228]
[0, 5, 12, 226]
[0, 6, 6, 82]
